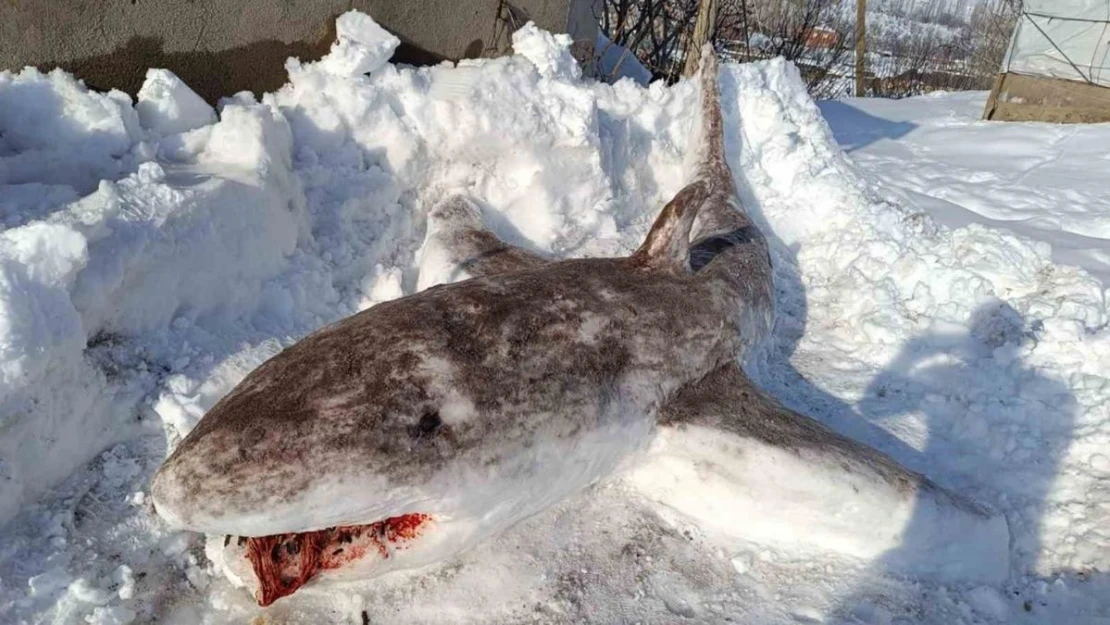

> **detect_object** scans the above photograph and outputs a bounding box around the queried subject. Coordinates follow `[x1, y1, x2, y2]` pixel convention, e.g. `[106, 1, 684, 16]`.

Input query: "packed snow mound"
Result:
[0, 11, 1107, 625]
[0, 88, 305, 525]
[512, 22, 582, 81]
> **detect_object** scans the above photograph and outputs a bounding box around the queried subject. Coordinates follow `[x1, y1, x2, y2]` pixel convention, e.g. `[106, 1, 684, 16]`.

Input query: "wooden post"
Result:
[684, 0, 720, 77]
[982, 72, 1004, 120]
[856, 0, 866, 96]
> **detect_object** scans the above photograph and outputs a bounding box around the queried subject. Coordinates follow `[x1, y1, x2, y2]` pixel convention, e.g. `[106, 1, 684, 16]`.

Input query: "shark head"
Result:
[150, 275, 659, 605]
[151, 281, 651, 534]
[151, 265, 665, 605]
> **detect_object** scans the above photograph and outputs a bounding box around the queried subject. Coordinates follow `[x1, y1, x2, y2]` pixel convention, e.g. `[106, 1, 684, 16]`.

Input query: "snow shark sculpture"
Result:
[151, 48, 1007, 606]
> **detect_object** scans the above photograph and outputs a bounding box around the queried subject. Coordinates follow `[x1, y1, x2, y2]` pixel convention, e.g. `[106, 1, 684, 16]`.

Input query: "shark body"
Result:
[152, 48, 1007, 605]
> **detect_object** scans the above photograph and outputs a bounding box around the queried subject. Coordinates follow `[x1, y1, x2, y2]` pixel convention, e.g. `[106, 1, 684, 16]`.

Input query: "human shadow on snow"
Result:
[719, 70, 1081, 619]
[815, 100, 917, 153]
[825, 301, 1080, 622]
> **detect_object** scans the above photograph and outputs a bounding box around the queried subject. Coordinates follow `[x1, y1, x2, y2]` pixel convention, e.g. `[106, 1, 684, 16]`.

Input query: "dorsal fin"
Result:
[630, 181, 708, 272]
[631, 44, 729, 273]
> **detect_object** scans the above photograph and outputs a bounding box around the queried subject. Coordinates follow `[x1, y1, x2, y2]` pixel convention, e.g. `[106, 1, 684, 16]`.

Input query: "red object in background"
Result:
[805, 27, 841, 49]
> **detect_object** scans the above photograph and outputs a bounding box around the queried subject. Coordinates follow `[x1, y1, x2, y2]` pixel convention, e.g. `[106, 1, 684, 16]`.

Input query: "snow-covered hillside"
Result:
[1, 12, 1108, 625]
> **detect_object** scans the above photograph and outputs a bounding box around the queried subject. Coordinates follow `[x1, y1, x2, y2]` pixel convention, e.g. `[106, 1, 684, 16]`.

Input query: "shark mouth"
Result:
[235, 513, 433, 606]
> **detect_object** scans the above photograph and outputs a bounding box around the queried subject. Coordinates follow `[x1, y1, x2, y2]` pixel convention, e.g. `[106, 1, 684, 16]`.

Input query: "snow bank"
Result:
[726, 63, 1109, 580]
[66, 101, 303, 338]
[0, 79, 306, 524]
[512, 22, 582, 81]
[1, 10, 1108, 625]
[0, 69, 143, 227]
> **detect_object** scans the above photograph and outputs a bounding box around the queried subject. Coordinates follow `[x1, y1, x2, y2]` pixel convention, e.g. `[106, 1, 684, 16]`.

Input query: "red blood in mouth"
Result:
[245, 513, 432, 606]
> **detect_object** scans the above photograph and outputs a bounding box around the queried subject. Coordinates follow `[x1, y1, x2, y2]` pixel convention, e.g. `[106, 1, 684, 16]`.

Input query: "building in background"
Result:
[984, 0, 1110, 123]
[0, 0, 599, 104]
[804, 26, 841, 50]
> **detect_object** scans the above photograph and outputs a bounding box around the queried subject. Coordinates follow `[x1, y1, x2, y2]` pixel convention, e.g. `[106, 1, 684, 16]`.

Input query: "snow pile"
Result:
[315, 9, 400, 77]
[732, 68, 1110, 582]
[0, 67, 306, 525]
[135, 69, 217, 137]
[815, 92, 1110, 577]
[0, 10, 1107, 625]
[0, 69, 143, 227]
[68, 100, 303, 339]
[0, 223, 109, 527]
[512, 22, 582, 82]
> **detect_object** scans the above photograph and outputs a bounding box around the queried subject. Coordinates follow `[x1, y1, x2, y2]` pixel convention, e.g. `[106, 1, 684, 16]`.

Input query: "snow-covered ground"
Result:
[822, 92, 1110, 286]
[1, 12, 1108, 624]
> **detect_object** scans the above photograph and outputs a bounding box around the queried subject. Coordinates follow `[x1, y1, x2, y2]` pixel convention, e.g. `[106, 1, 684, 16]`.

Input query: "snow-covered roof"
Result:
[1005, 0, 1110, 86]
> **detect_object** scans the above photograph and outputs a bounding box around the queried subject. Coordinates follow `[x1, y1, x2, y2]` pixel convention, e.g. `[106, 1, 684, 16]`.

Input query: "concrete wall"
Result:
[0, 0, 598, 103]
[983, 72, 1110, 124]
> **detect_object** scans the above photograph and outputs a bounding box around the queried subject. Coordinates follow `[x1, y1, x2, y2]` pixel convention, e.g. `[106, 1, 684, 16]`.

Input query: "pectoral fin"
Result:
[627, 363, 1009, 583]
[418, 195, 550, 290]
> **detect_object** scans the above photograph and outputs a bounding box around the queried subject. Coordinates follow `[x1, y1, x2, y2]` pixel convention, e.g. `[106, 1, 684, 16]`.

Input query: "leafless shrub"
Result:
[735, 0, 856, 97]
[596, 0, 700, 83]
[965, 0, 1022, 82]
[597, 0, 854, 94]
[869, 0, 1020, 97]
[595, 0, 1021, 99]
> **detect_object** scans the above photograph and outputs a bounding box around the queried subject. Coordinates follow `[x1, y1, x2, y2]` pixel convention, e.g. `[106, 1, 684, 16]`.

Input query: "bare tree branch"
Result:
[595, 0, 1021, 98]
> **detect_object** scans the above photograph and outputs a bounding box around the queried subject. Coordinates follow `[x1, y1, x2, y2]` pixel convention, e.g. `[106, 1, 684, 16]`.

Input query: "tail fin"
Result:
[690, 44, 732, 192]
[631, 45, 734, 273]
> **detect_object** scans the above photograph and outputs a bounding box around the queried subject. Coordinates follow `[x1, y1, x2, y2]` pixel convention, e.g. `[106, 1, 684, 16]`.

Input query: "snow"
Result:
[0, 11, 1108, 625]
[512, 23, 581, 82]
[821, 91, 1110, 285]
[135, 70, 216, 138]
[0, 68, 143, 222]
[314, 9, 400, 78]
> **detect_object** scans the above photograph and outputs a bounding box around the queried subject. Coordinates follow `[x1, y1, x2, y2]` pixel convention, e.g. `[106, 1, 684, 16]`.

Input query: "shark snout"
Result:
[149, 459, 198, 530]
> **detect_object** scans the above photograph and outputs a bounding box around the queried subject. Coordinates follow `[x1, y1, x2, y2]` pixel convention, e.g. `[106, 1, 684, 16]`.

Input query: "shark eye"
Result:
[412, 410, 443, 439]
